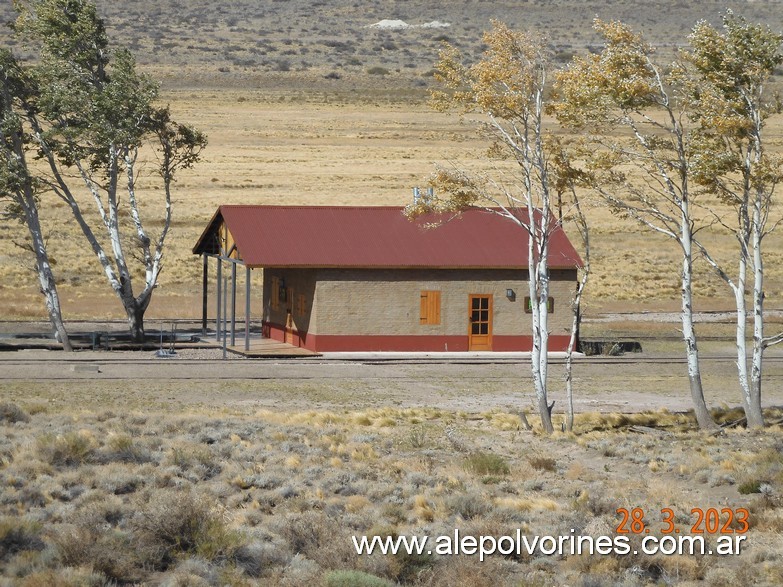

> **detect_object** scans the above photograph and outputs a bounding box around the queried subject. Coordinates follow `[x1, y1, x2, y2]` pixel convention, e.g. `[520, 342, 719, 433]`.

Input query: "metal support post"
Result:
[222, 274, 228, 359]
[216, 257, 222, 341]
[230, 262, 237, 347]
[202, 254, 208, 336]
[245, 266, 251, 352]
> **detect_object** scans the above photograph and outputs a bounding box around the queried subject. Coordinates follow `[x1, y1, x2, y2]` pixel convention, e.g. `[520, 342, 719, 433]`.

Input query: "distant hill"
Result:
[3, 1, 783, 90]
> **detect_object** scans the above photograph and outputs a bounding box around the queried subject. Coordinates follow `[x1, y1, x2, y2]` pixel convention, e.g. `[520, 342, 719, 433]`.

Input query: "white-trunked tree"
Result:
[407, 22, 588, 434]
[13, 0, 206, 342]
[553, 20, 719, 430]
[685, 12, 783, 428]
[0, 50, 72, 350]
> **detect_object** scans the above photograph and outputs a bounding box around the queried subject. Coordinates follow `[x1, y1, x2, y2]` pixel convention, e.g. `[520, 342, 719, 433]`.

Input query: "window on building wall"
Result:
[524, 296, 554, 314]
[420, 290, 441, 325]
[271, 276, 280, 311]
[296, 293, 306, 317]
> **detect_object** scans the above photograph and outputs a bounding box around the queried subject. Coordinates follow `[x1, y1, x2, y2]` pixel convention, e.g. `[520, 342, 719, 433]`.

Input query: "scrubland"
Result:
[3, 2, 783, 584]
[3, 387, 783, 586]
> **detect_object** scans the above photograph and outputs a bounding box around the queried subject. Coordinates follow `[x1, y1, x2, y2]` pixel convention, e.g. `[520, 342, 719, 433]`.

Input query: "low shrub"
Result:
[134, 490, 245, 569]
[0, 402, 31, 424]
[323, 569, 395, 587]
[54, 525, 141, 583]
[0, 517, 44, 562]
[463, 452, 510, 477]
[528, 456, 557, 472]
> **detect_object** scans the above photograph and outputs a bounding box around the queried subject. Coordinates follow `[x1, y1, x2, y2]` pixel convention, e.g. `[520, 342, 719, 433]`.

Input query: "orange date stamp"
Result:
[616, 507, 749, 535]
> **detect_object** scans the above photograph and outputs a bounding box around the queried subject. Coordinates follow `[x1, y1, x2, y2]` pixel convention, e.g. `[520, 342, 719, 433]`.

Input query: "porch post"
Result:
[201, 254, 208, 335]
[216, 256, 222, 341]
[222, 273, 228, 359]
[230, 262, 237, 346]
[245, 266, 251, 351]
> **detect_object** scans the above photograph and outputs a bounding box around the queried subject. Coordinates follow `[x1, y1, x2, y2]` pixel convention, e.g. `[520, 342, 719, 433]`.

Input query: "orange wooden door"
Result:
[468, 294, 493, 350]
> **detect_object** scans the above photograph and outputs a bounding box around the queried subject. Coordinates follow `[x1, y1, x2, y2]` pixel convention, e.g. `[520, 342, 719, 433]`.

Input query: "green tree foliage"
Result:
[0, 47, 72, 349]
[12, 0, 207, 341]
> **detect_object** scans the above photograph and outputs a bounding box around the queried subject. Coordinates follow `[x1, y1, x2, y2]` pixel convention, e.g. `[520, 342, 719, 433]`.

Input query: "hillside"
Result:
[3, 1, 783, 90]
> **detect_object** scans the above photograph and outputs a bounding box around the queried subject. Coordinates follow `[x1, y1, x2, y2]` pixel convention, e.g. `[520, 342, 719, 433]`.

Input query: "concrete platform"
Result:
[210, 337, 319, 357]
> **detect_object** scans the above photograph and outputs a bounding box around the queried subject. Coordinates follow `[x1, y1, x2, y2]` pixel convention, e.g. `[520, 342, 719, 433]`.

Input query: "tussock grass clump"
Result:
[738, 479, 762, 494]
[36, 430, 97, 466]
[14, 567, 107, 587]
[574, 410, 691, 432]
[464, 452, 510, 477]
[103, 433, 151, 463]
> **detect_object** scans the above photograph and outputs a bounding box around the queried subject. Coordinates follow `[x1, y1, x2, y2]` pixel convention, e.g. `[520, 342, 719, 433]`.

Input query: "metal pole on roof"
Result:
[230, 262, 237, 347]
[216, 257, 222, 341]
[245, 266, 251, 352]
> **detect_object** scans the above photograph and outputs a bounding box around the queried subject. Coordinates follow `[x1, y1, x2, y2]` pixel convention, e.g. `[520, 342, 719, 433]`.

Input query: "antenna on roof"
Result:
[412, 187, 434, 204]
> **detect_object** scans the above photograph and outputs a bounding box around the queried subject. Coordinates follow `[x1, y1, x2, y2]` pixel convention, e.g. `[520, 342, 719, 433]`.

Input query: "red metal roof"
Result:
[192, 205, 582, 269]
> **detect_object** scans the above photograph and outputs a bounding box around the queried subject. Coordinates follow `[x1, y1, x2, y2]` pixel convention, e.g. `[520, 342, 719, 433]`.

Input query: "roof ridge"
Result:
[218, 204, 408, 209]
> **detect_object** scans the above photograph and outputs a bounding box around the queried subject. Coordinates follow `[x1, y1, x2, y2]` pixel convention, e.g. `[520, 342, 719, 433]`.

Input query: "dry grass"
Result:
[1, 387, 783, 584]
[3, 91, 783, 324]
[3, 3, 783, 323]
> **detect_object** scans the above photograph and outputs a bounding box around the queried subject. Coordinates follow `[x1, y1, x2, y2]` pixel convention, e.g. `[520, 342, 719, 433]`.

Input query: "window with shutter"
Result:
[420, 290, 441, 325]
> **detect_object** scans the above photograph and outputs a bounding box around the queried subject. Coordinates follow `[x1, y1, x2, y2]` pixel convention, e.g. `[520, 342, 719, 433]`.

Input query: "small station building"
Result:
[192, 205, 582, 353]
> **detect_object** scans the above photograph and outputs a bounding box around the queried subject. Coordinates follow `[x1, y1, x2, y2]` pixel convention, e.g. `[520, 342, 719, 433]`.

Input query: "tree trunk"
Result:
[748, 217, 766, 428]
[528, 211, 554, 434]
[730, 255, 759, 426]
[681, 252, 717, 430]
[39, 256, 72, 352]
[124, 292, 152, 344]
[565, 271, 588, 433]
[21, 194, 72, 352]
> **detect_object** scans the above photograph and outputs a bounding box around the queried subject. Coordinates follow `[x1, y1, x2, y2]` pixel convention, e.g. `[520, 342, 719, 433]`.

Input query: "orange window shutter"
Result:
[420, 291, 441, 325]
[431, 290, 441, 324]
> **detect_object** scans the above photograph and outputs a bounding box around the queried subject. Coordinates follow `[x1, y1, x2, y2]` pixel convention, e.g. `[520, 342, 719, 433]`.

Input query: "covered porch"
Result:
[194, 207, 316, 356]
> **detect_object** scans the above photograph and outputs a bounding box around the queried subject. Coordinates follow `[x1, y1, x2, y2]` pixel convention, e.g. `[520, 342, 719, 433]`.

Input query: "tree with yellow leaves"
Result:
[407, 22, 589, 434]
[684, 12, 783, 428]
[553, 19, 719, 431]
